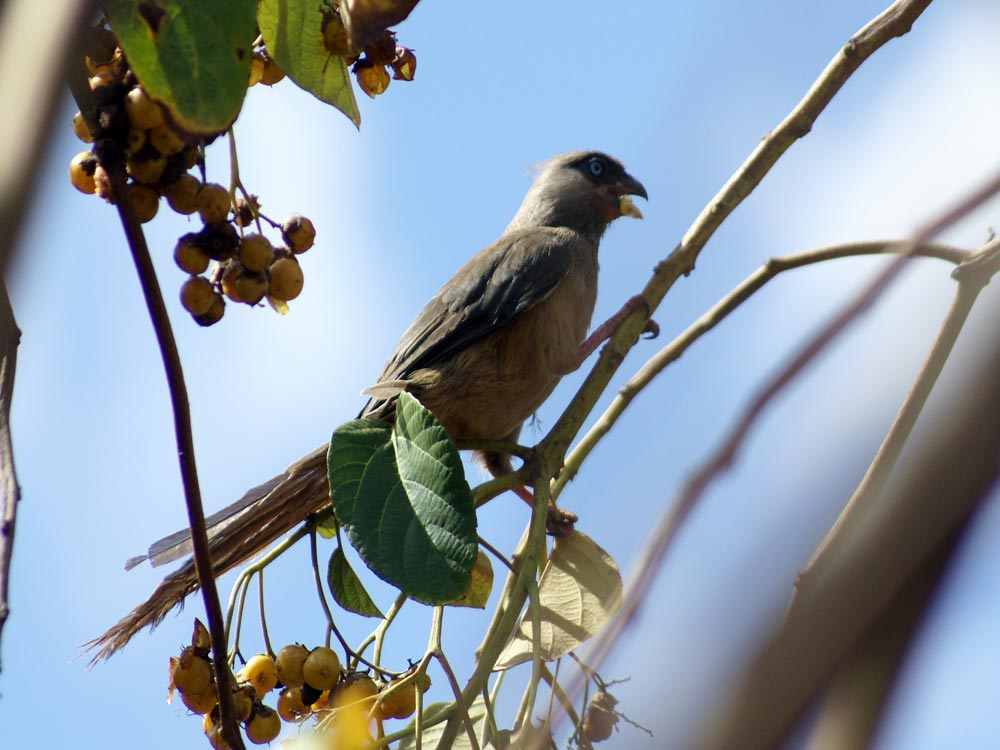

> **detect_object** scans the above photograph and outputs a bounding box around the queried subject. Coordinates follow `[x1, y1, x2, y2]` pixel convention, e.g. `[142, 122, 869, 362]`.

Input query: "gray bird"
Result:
[91, 150, 648, 658]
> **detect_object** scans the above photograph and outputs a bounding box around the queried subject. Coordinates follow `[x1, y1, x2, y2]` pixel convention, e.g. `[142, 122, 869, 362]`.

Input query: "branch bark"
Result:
[0, 282, 22, 672]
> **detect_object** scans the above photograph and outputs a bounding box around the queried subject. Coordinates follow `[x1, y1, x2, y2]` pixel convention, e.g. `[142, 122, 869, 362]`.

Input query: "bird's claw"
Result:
[546, 506, 578, 537]
[641, 318, 660, 339]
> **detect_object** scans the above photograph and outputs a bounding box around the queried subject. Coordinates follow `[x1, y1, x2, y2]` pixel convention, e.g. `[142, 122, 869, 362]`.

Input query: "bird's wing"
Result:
[369, 226, 581, 387]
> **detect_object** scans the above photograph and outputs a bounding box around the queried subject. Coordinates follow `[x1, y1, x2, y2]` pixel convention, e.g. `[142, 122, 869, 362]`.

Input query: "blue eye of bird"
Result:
[587, 158, 606, 178]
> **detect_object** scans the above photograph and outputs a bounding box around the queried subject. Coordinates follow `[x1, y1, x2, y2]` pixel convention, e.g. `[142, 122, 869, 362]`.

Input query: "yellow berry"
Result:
[193, 293, 225, 327]
[172, 646, 212, 695]
[230, 684, 256, 722]
[72, 111, 95, 143]
[181, 682, 218, 715]
[333, 673, 378, 710]
[237, 654, 278, 699]
[260, 58, 286, 86]
[126, 153, 167, 185]
[127, 184, 160, 223]
[281, 214, 315, 254]
[268, 257, 304, 301]
[245, 704, 281, 745]
[275, 643, 309, 688]
[124, 85, 164, 129]
[180, 276, 215, 316]
[355, 61, 390, 98]
[174, 234, 210, 274]
[238, 233, 274, 272]
[166, 173, 202, 215]
[204, 724, 230, 750]
[149, 122, 186, 156]
[125, 128, 147, 154]
[222, 261, 268, 305]
[277, 686, 311, 722]
[69, 151, 98, 194]
[377, 672, 429, 721]
[197, 183, 231, 224]
[302, 647, 341, 691]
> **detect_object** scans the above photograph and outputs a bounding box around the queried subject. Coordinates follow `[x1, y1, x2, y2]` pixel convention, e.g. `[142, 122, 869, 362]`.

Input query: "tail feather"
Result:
[86, 445, 329, 662]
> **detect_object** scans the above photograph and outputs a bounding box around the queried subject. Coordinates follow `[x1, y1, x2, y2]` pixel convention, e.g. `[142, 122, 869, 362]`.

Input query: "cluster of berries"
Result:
[321, 10, 417, 98]
[68, 24, 316, 327]
[170, 623, 431, 749]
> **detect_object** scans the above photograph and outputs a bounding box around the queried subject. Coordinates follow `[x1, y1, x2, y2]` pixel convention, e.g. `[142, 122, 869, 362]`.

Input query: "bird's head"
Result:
[508, 151, 648, 241]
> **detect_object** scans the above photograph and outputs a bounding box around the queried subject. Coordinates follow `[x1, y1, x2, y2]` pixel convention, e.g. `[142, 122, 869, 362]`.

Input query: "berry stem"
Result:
[103, 158, 246, 750]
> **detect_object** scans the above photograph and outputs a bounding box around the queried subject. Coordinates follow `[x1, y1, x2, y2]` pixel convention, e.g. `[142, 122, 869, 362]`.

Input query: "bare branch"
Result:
[0, 283, 21, 672]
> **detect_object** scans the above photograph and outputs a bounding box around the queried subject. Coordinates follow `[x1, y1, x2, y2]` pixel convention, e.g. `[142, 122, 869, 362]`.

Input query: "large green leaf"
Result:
[105, 0, 256, 133]
[257, 0, 361, 126]
[327, 545, 384, 618]
[327, 396, 478, 604]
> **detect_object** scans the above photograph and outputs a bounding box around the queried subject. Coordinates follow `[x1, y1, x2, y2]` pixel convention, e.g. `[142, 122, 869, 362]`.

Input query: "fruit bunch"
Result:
[69, 23, 315, 327]
[170, 624, 431, 749]
[321, 9, 417, 98]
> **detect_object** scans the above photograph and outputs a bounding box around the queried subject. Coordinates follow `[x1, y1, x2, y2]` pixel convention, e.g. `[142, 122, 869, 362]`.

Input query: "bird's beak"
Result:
[611, 173, 648, 220]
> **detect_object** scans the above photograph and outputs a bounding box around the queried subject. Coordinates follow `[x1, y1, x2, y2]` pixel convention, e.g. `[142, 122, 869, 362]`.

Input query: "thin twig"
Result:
[0, 282, 21, 672]
[257, 571, 273, 658]
[563, 167, 1000, 734]
[102, 154, 244, 749]
[795, 242, 996, 600]
[553, 241, 966, 500]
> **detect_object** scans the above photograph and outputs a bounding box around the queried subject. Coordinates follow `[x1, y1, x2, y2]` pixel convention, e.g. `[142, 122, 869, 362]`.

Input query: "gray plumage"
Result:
[89, 150, 646, 659]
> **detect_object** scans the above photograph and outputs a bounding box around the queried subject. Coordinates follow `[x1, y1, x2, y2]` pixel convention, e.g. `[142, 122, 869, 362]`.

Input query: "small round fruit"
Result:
[281, 214, 315, 254]
[166, 173, 202, 215]
[126, 153, 167, 184]
[277, 686, 310, 722]
[245, 704, 281, 745]
[72, 111, 95, 143]
[204, 724, 230, 750]
[180, 276, 215, 316]
[149, 122, 186, 156]
[238, 654, 278, 698]
[322, 13, 349, 56]
[174, 234, 210, 274]
[230, 684, 256, 721]
[222, 261, 268, 305]
[173, 646, 212, 695]
[391, 46, 417, 81]
[275, 644, 309, 688]
[193, 293, 225, 327]
[582, 689, 619, 743]
[379, 671, 429, 720]
[239, 233, 274, 271]
[69, 151, 98, 194]
[181, 682, 218, 715]
[124, 85, 164, 129]
[197, 183, 231, 224]
[198, 222, 240, 261]
[88, 66, 116, 89]
[125, 128, 147, 154]
[268, 257, 304, 301]
[128, 184, 160, 223]
[260, 57, 286, 86]
[333, 673, 378, 710]
[302, 646, 341, 691]
[355, 60, 390, 98]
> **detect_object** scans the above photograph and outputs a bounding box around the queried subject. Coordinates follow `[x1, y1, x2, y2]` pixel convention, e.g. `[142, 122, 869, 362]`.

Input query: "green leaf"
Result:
[327, 545, 384, 618]
[327, 396, 478, 604]
[105, 0, 256, 134]
[313, 507, 339, 539]
[327, 418, 393, 527]
[494, 531, 623, 670]
[257, 0, 361, 127]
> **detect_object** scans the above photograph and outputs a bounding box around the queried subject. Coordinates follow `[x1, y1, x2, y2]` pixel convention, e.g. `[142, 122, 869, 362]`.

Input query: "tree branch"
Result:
[553, 240, 966, 499]
[102, 159, 245, 750]
[0, 282, 21, 672]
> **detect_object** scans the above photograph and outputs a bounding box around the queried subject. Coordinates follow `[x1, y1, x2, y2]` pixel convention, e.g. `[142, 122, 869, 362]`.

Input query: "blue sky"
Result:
[5, 1, 1000, 748]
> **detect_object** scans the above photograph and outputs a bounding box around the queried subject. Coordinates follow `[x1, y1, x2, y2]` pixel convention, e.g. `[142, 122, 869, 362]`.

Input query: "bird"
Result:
[90, 150, 649, 659]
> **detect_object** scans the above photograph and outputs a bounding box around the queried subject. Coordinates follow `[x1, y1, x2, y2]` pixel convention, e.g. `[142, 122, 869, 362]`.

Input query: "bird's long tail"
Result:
[86, 445, 330, 662]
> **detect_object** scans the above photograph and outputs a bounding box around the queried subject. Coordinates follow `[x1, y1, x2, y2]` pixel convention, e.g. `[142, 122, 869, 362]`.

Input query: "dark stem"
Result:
[0, 282, 21, 672]
[105, 164, 245, 750]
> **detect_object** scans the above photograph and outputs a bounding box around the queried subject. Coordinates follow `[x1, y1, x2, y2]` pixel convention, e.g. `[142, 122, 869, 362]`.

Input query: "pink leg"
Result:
[577, 295, 657, 363]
